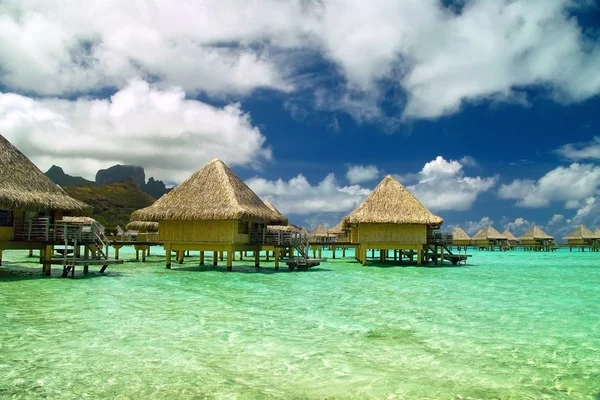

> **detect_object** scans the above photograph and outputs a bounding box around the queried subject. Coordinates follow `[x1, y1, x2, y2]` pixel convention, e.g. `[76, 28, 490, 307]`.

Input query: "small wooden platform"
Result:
[283, 258, 325, 271]
[428, 253, 471, 265]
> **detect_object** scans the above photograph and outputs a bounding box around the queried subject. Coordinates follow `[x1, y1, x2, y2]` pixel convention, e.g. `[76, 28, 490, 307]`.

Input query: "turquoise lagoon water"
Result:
[1, 248, 599, 399]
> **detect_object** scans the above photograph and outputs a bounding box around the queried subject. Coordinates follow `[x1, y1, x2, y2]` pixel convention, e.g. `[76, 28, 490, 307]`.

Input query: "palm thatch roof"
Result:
[300, 227, 309, 236]
[563, 225, 598, 240]
[502, 230, 518, 241]
[0, 134, 91, 213]
[309, 224, 330, 237]
[343, 175, 443, 226]
[59, 216, 97, 224]
[519, 226, 554, 240]
[126, 221, 159, 232]
[268, 223, 301, 233]
[452, 227, 471, 240]
[595, 228, 600, 237]
[328, 221, 347, 235]
[130, 159, 286, 224]
[472, 226, 506, 240]
[263, 199, 289, 226]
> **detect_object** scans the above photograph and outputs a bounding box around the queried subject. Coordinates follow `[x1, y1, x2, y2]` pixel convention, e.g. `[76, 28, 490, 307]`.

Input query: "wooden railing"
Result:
[12, 218, 51, 241]
[428, 232, 454, 245]
[249, 228, 305, 246]
[12, 218, 109, 247]
[107, 232, 160, 242]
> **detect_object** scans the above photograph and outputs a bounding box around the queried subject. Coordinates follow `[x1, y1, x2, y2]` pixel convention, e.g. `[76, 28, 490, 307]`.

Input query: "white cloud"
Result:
[504, 217, 532, 236]
[1, 1, 599, 121]
[0, 79, 270, 183]
[498, 163, 600, 208]
[459, 156, 478, 167]
[547, 214, 565, 226]
[556, 136, 600, 161]
[246, 173, 370, 215]
[0, 0, 296, 96]
[346, 165, 379, 184]
[459, 217, 494, 236]
[407, 156, 498, 211]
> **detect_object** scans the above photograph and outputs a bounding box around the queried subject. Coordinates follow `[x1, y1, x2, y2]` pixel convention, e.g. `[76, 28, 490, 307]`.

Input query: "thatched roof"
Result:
[452, 227, 470, 240]
[309, 224, 330, 237]
[126, 221, 159, 232]
[502, 230, 518, 241]
[268, 223, 301, 233]
[564, 225, 598, 240]
[0, 134, 91, 213]
[596, 228, 600, 237]
[59, 216, 97, 224]
[473, 226, 506, 240]
[328, 221, 347, 235]
[519, 226, 554, 240]
[343, 175, 443, 226]
[130, 159, 286, 223]
[300, 227, 309, 236]
[263, 199, 289, 226]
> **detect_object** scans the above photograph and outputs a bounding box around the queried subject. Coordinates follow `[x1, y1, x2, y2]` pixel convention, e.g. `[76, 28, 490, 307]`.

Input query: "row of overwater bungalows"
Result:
[2, 130, 599, 276]
[451, 225, 600, 251]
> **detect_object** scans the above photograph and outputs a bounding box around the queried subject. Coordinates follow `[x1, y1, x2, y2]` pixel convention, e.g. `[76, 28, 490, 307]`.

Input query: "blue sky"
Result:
[0, 0, 599, 239]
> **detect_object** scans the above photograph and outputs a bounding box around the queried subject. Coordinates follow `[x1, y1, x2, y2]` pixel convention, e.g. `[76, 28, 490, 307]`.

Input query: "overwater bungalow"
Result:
[502, 229, 519, 247]
[0, 134, 101, 275]
[518, 226, 556, 251]
[262, 199, 299, 263]
[472, 226, 508, 250]
[451, 227, 471, 249]
[326, 221, 354, 258]
[563, 225, 598, 252]
[309, 224, 331, 243]
[130, 158, 287, 270]
[342, 175, 444, 266]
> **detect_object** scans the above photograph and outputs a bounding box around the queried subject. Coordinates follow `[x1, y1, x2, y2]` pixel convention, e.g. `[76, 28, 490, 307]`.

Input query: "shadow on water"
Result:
[361, 260, 474, 269]
[0, 262, 123, 281]
[168, 265, 331, 274]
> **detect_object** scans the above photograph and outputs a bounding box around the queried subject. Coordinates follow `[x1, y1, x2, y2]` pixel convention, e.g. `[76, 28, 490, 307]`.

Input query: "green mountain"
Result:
[46, 165, 95, 187]
[63, 179, 156, 230]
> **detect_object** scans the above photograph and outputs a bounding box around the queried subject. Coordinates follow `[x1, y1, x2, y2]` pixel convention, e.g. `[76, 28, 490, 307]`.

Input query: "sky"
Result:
[1, 0, 600, 239]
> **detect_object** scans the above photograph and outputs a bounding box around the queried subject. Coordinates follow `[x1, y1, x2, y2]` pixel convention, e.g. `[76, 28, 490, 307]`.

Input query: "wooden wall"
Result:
[0, 227, 12, 240]
[357, 223, 427, 244]
[159, 220, 240, 243]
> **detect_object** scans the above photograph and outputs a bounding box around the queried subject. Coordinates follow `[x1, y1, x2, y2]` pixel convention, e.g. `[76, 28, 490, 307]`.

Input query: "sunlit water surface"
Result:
[1, 248, 599, 399]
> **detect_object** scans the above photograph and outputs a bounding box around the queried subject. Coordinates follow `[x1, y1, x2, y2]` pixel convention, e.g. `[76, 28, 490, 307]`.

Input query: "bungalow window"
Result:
[238, 220, 249, 234]
[0, 210, 11, 227]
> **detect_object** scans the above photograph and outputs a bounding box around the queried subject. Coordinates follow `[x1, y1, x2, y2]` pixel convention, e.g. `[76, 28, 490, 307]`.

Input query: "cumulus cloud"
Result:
[556, 136, 600, 161]
[498, 163, 600, 208]
[1, 0, 599, 121]
[346, 165, 379, 184]
[459, 217, 495, 236]
[246, 173, 370, 215]
[407, 156, 498, 211]
[0, 79, 270, 182]
[504, 217, 532, 236]
[0, 0, 295, 96]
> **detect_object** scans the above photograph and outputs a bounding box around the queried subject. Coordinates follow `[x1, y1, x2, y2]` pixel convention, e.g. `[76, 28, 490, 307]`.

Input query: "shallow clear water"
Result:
[1, 247, 599, 399]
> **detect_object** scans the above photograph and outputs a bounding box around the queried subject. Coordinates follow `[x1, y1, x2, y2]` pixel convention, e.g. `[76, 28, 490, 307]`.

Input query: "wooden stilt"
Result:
[43, 244, 53, 276]
[179, 251, 184, 264]
[165, 244, 172, 269]
[417, 249, 423, 265]
[362, 247, 368, 266]
[213, 251, 218, 266]
[136, 249, 140, 261]
[342, 247, 346, 257]
[226, 249, 233, 271]
[254, 249, 260, 268]
[200, 251, 205, 266]
[274, 249, 279, 270]
[219, 251, 224, 261]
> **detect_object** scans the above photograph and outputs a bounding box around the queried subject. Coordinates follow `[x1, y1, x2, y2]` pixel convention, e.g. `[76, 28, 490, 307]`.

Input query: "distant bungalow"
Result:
[472, 226, 508, 250]
[502, 229, 519, 247]
[518, 226, 556, 251]
[130, 158, 286, 270]
[309, 224, 331, 243]
[342, 175, 443, 266]
[0, 134, 91, 274]
[563, 225, 599, 252]
[451, 227, 471, 249]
